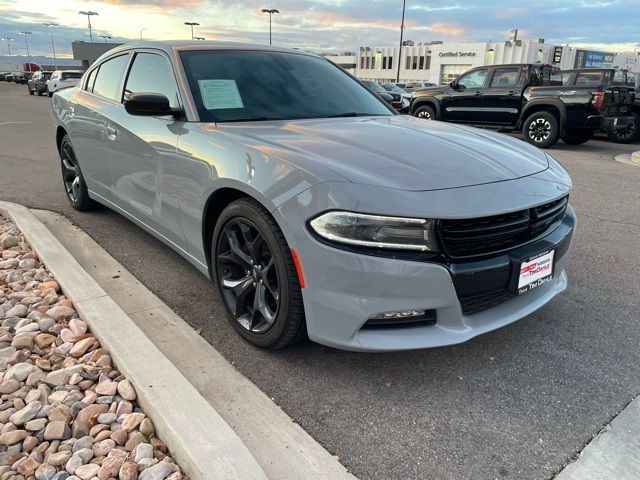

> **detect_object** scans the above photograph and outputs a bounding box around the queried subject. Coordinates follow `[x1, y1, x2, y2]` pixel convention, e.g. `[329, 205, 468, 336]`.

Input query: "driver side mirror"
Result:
[124, 92, 181, 118]
[451, 82, 465, 91]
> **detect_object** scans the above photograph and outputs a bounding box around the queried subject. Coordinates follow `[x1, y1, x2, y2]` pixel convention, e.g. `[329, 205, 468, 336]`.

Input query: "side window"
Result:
[574, 72, 604, 87]
[457, 69, 488, 89]
[123, 53, 179, 108]
[92, 54, 130, 101]
[490, 67, 520, 87]
[85, 68, 97, 91]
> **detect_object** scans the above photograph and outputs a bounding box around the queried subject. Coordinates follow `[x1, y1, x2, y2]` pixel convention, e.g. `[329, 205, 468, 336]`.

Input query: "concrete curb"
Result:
[614, 151, 640, 166]
[0, 201, 268, 480]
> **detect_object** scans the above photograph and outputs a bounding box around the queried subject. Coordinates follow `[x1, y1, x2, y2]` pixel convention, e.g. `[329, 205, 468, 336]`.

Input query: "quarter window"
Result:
[124, 53, 179, 107]
[457, 69, 488, 89]
[92, 54, 130, 101]
[490, 67, 520, 87]
[85, 69, 97, 91]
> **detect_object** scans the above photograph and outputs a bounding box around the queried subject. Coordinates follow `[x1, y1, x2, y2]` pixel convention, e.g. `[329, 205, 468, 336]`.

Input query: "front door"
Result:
[481, 66, 525, 125]
[441, 67, 489, 123]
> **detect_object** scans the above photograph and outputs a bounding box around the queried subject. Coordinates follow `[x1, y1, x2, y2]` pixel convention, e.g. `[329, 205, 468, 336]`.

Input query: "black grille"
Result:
[459, 290, 516, 316]
[438, 196, 568, 258]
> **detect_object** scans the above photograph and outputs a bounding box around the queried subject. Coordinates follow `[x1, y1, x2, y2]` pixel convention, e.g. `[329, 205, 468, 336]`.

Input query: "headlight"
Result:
[309, 211, 439, 252]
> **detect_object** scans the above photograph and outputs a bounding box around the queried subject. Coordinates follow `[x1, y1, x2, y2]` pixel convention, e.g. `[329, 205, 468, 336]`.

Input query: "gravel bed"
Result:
[0, 216, 187, 480]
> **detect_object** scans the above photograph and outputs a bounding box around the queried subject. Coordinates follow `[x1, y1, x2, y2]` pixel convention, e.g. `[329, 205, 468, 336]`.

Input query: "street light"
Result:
[43, 23, 59, 70]
[100, 35, 112, 43]
[140, 28, 146, 41]
[78, 11, 99, 43]
[18, 31, 33, 71]
[1, 37, 13, 69]
[396, 0, 406, 83]
[261, 8, 279, 46]
[184, 22, 199, 40]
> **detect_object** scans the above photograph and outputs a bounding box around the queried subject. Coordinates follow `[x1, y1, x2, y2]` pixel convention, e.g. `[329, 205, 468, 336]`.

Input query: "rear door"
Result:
[481, 66, 525, 125]
[441, 67, 489, 123]
[106, 50, 186, 248]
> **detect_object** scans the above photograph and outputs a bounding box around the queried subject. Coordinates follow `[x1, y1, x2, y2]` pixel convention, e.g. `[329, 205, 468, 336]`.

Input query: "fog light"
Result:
[369, 310, 426, 320]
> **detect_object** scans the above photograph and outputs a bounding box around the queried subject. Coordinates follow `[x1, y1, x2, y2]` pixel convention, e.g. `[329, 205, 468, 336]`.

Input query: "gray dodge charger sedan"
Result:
[51, 41, 575, 352]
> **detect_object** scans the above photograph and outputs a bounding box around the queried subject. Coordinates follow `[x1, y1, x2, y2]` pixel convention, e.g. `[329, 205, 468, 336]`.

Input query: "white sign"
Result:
[518, 250, 555, 294]
[198, 79, 244, 110]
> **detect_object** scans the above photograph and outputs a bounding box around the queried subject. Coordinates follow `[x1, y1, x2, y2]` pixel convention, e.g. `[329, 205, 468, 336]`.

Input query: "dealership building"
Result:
[325, 38, 640, 84]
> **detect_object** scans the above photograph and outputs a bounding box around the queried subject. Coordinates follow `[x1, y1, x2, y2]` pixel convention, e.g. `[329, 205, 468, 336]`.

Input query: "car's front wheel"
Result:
[28, 86, 34, 95]
[213, 198, 306, 349]
[59, 135, 97, 211]
[522, 111, 559, 148]
[413, 105, 436, 120]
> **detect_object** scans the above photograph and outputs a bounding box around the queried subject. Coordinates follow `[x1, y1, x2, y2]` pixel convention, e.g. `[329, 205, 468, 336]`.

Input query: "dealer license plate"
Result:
[517, 250, 555, 295]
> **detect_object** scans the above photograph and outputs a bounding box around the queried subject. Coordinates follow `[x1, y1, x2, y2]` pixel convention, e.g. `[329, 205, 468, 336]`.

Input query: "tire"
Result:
[413, 104, 436, 120]
[607, 113, 639, 144]
[59, 135, 97, 211]
[37, 88, 43, 96]
[212, 198, 306, 349]
[47, 91, 53, 97]
[561, 129, 593, 145]
[28, 87, 34, 95]
[522, 111, 560, 148]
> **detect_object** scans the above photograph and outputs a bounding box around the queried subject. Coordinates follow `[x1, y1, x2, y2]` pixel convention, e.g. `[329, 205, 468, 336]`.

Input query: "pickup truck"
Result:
[410, 63, 636, 148]
[560, 68, 638, 143]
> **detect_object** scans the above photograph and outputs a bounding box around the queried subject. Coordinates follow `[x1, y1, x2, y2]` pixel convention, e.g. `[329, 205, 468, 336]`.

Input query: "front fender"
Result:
[411, 97, 442, 118]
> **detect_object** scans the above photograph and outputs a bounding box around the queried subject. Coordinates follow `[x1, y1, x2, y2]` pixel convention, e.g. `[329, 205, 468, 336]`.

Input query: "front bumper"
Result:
[276, 199, 575, 352]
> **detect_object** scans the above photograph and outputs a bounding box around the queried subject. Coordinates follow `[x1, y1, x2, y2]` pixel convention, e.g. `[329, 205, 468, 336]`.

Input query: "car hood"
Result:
[217, 115, 549, 191]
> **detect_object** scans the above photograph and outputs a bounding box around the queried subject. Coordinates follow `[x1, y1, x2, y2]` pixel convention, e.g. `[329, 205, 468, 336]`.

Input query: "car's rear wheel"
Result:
[47, 91, 53, 97]
[522, 111, 559, 148]
[28, 87, 34, 95]
[213, 198, 306, 349]
[561, 129, 593, 145]
[59, 135, 97, 211]
[413, 105, 436, 120]
[37, 88, 43, 96]
[607, 113, 639, 144]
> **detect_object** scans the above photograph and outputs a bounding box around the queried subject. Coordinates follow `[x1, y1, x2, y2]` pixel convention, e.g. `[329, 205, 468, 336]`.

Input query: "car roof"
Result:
[103, 40, 319, 59]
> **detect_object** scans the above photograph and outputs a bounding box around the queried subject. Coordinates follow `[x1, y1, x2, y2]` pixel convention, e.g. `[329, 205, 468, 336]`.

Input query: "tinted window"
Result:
[490, 68, 520, 87]
[124, 53, 178, 107]
[43, 72, 52, 79]
[574, 71, 604, 87]
[62, 72, 83, 80]
[180, 50, 392, 122]
[92, 54, 130, 101]
[457, 69, 488, 88]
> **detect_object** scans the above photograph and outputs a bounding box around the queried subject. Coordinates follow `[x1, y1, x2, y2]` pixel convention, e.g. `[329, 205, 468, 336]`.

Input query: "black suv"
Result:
[560, 68, 638, 143]
[27, 71, 52, 96]
[411, 63, 635, 148]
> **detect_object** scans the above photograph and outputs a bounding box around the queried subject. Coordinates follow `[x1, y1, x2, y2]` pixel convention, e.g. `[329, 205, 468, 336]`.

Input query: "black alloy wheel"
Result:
[522, 111, 559, 148]
[414, 105, 436, 120]
[59, 135, 96, 211]
[213, 198, 306, 348]
[607, 113, 639, 143]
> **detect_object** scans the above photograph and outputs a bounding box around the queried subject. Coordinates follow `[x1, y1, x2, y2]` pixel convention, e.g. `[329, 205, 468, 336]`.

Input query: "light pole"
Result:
[18, 31, 32, 71]
[396, 0, 406, 83]
[78, 11, 99, 42]
[184, 22, 199, 40]
[140, 28, 146, 41]
[2, 37, 13, 69]
[261, 8, 279, 45]
[43, 23, 58, 70]
[100, 35, 111, 43]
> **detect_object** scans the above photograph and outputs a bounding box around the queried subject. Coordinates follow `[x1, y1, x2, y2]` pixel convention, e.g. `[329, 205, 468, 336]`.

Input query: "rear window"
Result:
[490, 67, 520, 87]
[62, 72, 83, 80]
[574, 71, 605, 87]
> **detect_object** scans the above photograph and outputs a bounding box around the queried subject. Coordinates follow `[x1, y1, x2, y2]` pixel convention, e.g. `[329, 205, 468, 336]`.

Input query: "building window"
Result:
[440, 64, 473, 84]
[406, 56, 411, 69]
[388, 57, 393, 70]
[371, 56, 375, 69]
[419, 56, 425, 69]
[412, 56, 418, 69]
[365, 56, 370, 69]
[360, 56, 365, 69]
[382, 56, 387, 69]
[425, 56, 431, 70]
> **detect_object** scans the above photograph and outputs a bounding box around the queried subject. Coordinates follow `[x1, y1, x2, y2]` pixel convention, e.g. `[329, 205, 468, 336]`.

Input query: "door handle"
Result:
[105, 126, 118, 139]
[474, 91, 482, 96]
[508, 91, 515, 96]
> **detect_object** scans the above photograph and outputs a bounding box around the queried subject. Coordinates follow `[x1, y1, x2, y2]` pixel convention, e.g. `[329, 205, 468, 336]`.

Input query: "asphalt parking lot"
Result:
[1, 81, 640, 480]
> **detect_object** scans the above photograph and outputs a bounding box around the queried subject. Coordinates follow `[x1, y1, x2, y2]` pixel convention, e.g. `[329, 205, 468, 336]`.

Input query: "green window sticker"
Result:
[197, 79, 244, 109]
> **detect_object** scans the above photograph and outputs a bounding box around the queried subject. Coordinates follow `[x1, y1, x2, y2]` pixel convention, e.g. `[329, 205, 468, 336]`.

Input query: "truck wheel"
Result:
[37, 88, 43, 96]
[522, 111, 559, 148]
[561, 130, 593, 145]
[413, 105, 436, 120]
[28, 87, 34, 96]
[607, 113, 639, 144]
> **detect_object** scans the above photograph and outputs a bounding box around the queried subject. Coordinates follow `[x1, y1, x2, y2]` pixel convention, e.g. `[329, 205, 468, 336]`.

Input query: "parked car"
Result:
[381, 83, 411, 112]
[4, 73, 14, 82]
[0, 72, 8, 81]
[405, 81, 436, 92]
[14, 72, 31, 84]
[46, 70, 84, 97]
[560, 68, 639, 143]
[52, 41, 575, 352]
[27, 71, 53, 96]
[362, 80, 404, 111]
[411, 63, 636, 148]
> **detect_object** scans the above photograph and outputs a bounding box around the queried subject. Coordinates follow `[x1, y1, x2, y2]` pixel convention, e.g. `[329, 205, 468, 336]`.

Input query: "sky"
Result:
[1, 0, 639, 60]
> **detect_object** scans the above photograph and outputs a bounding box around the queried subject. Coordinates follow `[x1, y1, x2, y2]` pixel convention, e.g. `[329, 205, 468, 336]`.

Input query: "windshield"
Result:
[180, 50, 393, 122]
[61, 72, 83, 80]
